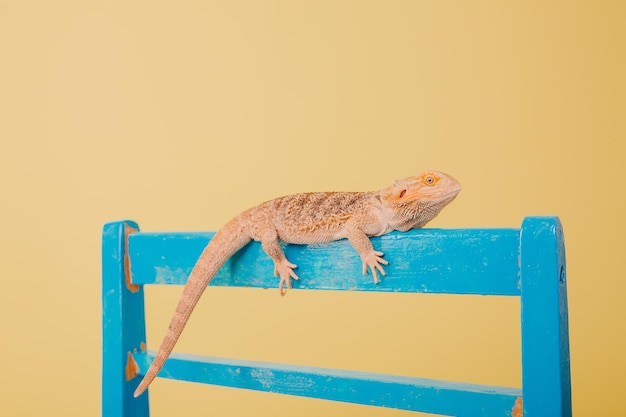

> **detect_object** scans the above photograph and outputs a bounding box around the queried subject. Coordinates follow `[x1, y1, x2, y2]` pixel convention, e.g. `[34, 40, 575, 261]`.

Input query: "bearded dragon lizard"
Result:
[133, 171, 461, 397]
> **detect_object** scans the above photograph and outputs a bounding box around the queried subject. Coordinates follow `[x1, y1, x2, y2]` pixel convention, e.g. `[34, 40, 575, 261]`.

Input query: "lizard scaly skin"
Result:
[133, 171, 461, 397]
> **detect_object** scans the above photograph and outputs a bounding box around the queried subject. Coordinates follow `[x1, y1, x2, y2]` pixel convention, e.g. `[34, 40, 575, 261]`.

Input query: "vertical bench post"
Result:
[520, 217, 572, 416]
[102, 221, 149, 417]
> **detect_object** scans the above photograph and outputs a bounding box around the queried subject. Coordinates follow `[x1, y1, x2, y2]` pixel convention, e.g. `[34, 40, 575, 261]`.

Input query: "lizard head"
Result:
[381, 171, 461, 229]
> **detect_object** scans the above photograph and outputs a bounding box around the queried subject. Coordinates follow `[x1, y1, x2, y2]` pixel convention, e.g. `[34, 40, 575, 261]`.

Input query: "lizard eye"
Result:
[399, 189, 407, 198]
[424, 175, 436, 186]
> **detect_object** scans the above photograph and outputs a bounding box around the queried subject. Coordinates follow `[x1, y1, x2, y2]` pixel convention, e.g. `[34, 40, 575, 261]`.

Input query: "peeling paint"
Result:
[511, 397, 523, 417]
[125, 351, 140, 381]
[153, 266, 191, 284]
[124, 224, 140, 293]
[250, 368, 275, 389]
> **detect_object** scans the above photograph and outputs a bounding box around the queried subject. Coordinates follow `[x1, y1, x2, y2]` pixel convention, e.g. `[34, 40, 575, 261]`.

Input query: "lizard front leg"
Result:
[345, 217, 389, 284]
[260, 229, 300, 295]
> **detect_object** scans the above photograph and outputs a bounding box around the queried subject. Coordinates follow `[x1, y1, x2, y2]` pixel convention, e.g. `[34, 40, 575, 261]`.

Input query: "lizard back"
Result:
[249, 191, 378, 244]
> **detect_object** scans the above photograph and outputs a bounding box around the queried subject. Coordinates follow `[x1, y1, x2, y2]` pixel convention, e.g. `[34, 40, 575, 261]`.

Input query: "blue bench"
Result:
[102, 216, 572, 417]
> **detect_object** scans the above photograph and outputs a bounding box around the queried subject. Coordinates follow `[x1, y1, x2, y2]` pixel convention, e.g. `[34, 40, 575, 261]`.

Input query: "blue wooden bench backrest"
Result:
[102, 216, 571, 417]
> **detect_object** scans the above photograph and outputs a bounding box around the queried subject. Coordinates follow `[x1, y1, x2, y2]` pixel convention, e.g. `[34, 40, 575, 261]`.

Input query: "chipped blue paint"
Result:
[102, 221, 149, 417]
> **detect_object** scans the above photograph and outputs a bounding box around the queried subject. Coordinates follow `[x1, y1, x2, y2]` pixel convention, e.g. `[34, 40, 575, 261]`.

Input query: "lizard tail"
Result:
[133, 223, 250, 398]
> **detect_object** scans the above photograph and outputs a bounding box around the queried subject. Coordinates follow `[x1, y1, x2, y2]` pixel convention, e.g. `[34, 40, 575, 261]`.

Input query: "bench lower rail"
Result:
[134, 352, 522, 416]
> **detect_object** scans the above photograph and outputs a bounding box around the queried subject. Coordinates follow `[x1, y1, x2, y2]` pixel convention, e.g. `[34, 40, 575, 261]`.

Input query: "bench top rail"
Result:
[128, 227, 521, 295]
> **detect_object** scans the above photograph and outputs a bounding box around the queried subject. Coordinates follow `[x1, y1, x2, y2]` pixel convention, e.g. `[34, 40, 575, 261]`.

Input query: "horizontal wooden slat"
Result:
[128, 228, 521, 295]
[133, 351, 521, 416]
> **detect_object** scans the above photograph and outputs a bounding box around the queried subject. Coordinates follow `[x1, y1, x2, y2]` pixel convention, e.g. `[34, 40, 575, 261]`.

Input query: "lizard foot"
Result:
[274, 259, 300, 296]
[361, 250, 388, 284]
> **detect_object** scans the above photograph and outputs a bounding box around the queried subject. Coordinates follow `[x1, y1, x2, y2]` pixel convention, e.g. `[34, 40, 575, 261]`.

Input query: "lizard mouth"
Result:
[404, 186, 461, 220]
[432, 186, 461, 207]
[414, 184, 461, 205]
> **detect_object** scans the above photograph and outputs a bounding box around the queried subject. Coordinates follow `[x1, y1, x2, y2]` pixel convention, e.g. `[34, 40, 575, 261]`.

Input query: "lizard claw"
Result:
[274, 260, 299, 296]
[361, 250, 388, 284]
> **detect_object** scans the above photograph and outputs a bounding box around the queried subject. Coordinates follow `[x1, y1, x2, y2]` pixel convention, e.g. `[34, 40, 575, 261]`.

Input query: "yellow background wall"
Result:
[1, 1, 624, 416]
